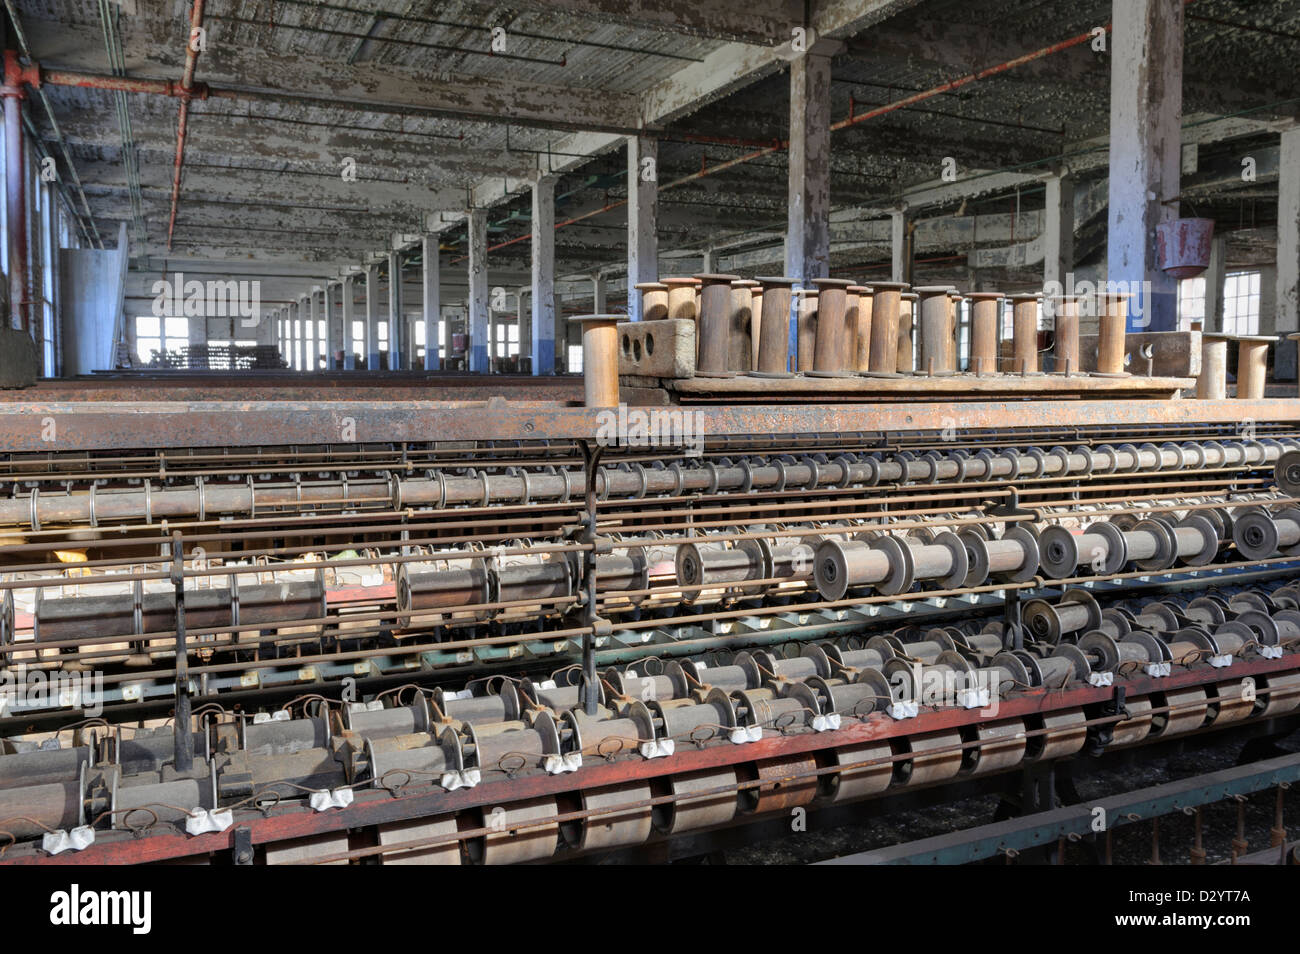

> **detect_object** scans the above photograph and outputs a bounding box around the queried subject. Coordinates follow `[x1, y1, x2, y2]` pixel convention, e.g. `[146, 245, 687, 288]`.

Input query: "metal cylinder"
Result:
[634, 282, 668, 321]
[897, 291, 916, 372]
[968, 292, 1002, 375]
[849, 286, 873, 372]
[695, 274, 740, 375]
[1097, 293, 1129, 375]
[811, 277, 854, 374]
[754, 277, 796, 375]
[794, 289, 818, 372]
[915, 286, 956, 375]
[867, 281, 907, 374]
[1197, 333, 1230, 399]
[1009, 293, 1040, 374]
[1050, 296, 1080, 375]
[1234, 336, 1273, 400]
[570, 315, 620, 406]
[946, 289, 963, 370]
[729, 279, 759, 373]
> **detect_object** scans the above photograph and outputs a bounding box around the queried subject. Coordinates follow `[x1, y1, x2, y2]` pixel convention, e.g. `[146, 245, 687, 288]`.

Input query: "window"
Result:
[413, 321, 446, 363]
[135, 315, 189, 364]
[495, 321, 519, 358]
[1223, 271, 1261, 336]
[1178, 277, 1206, 330]
[567, 343, 583, 373]
[351, 319, 365, 359]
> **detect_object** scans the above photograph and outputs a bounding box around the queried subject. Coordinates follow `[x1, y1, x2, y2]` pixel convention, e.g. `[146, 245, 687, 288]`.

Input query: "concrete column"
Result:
[340, 275, 356, 369]
[307, 290, 319, 370]
[700, 248, 715, 273]
[1107, 0, 1184, 332]
[593, 275, 607, 313]
[323, 283, 336, 370]
[364, 263, 380, 369]
[468, 209, 490, 372]
[1204, 234, 1226, 333]
[1278, 125, 1300, 379]
[627, 136, 658, 320]
[422, 234, 441, 370]
[890, 210, 909, 283]
[531, 173, 558, 374]
[388, 250, 404, 370]
[785, 50, 832, 285]
[293, 299, 303, 370]
[1044, 173, 1075, 293]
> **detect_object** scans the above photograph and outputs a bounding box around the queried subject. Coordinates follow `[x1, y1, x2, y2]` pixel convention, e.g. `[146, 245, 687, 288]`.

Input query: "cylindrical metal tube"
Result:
[1197, 333, 1230, 399]
[729, 279, 759, 373]
[695, 274, 740, 375]
[1009, 293, 1040, 374]
[915, 286, 956, 375]
[946, 289, 963, 370]
[1050, 296, 1080, 375]
[1097, 293, 1129, 375]
[811, 277, 854, 374]
[754, 277, 796, 375]
[968, 292, 1003, 375]
[570, 315, 620, 406]
[897, 291, 916, 372]
[845, 285, 872, 372]
[867, 281, 908, 374]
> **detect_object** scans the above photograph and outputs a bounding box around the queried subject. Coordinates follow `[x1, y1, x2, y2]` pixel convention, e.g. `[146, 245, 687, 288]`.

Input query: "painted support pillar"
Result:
[1044, 173, 1075, 293]
[1277, 125, 1300, 379]
[341, 275, 356, 369]
[531, 174, 558, 374]
[388, 249, 404, 370]
[468, 208, 490, 372]
[1107, 0, 1184, 332]
[785, 49, 832, 286]
[626, 136, 658, 320]
[422, 234, 441, 370]
[364, 262, 379, 370]
[890, 209, 908, 283]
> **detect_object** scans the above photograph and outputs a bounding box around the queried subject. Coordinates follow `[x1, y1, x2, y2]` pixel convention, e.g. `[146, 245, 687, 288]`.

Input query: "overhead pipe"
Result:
[166, 0, 206, 253]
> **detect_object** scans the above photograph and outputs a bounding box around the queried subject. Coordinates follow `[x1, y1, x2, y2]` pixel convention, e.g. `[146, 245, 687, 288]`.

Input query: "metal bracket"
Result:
[232, 825, 254, 865]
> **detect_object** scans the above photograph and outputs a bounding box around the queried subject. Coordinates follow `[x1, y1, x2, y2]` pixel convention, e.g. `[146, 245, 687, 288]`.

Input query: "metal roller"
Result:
[566, 784, 653, 852]
[653, 769, 738, 834]
[377, 817, 462, 865]
[1111, 696, 1154, 746]
[1151, 687, 1209, 737]
[1023, 589, 1102, 644]
[472, 798, 559, 865]
[963, 720, 1027, 775]
[1233, 507, 1300, 560]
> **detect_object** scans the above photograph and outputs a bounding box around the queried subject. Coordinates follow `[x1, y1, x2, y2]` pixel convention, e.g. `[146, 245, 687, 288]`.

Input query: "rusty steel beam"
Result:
[0, 399, 1298, 453]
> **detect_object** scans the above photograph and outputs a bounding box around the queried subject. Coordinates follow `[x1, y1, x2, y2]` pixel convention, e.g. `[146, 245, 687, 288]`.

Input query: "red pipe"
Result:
[2, 50, 32, 334]
[166, 0, 206, 253]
